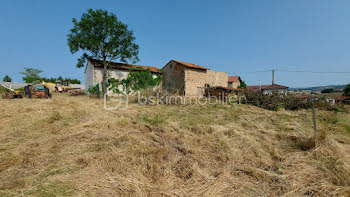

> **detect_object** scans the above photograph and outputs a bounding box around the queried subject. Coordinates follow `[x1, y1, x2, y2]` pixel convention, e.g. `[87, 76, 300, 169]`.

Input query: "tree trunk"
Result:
[102, 63, 107, 94]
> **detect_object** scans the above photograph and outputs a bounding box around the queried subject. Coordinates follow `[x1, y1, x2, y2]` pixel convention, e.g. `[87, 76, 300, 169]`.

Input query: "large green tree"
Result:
[3, 75, 12, 82]
[67, 9, 139, 94]
[20, 68, 43, 83]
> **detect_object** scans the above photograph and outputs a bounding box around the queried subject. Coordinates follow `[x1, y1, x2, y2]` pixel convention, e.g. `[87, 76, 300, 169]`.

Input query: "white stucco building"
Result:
[85, 58, 161, 95]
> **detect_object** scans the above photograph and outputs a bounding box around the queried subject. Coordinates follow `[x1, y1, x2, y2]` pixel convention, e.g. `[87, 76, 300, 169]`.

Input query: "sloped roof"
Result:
[228, 76, 241, 83]
[335, 96, 350, 101]
[247, 84, 289, 90]
[172, 60, 209, 70]
[89, 58, 161, 74]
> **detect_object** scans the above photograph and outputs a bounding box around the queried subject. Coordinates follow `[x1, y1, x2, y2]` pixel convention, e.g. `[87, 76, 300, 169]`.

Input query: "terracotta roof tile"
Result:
[228, 76, 240, 82]
[89, 58, 161, 74]
[172, 60, 208, 70]
[335, 96, 350, 101]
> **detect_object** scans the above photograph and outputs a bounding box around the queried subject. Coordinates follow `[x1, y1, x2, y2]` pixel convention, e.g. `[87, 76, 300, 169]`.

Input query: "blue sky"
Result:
[1, 0, 349, 87]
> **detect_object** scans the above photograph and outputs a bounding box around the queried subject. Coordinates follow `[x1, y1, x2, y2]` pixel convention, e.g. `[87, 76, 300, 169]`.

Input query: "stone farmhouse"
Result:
[85, 58, 161, 94]
[162, 60, 228, 96]
[85, 59, 230, 97]
[228, 76, 242, 89]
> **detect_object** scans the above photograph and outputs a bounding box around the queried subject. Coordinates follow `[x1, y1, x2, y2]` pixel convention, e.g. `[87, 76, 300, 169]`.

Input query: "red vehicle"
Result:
[24, 84, 52, 99]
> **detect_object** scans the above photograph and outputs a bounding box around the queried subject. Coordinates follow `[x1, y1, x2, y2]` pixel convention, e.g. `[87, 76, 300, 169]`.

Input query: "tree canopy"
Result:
[3, 75, 12, 82]
[67, 9, 139, 93]
[20, 68, 43, 83]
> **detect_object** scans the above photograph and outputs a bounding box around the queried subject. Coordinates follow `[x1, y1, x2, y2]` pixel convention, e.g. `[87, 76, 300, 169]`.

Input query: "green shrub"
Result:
[87, 84, 100, 95]
[244, 92, 339, 111]
[344, 84, 350, 96]
[0, 86, 10, 94]
[237, 80, 247, 89]
[334, 106, 346, 113]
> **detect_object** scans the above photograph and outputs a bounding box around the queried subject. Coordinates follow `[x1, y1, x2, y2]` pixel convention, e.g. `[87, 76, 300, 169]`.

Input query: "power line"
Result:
[277, 69, 350, 74]
[228, 70, 271, 75]
[231, 69, 350, 75]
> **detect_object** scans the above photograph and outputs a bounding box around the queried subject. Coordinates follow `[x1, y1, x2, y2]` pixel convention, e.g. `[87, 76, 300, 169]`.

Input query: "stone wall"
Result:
[162, 61, 185, 95]
[228, 81, 240, 89]
[93, 66, 161, 95]
[206, 70, 228, 87]
[184, 68, 228, 97]
[85, 61, 95, 91]
[94, 67, 130, 95]
[184, 68, 208, 96]
[163, 60, 229, 97]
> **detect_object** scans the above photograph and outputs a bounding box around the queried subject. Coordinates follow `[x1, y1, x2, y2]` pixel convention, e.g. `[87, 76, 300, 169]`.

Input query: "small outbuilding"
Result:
[228, 76, 242, 89]
[85, 58, 161, 94]
[162, 60, 228, 96]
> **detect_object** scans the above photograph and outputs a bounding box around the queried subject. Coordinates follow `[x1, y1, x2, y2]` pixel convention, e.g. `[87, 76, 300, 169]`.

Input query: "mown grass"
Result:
[141, 114, 167, 125]
[0, 94, 349, 196]
[25, 182, 74, 197]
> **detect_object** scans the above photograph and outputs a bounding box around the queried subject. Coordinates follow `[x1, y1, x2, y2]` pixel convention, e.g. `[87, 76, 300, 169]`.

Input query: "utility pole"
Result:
[272, 69, 275, 93]
[259, 80, 261, 91]
[311, 97, 317, 133]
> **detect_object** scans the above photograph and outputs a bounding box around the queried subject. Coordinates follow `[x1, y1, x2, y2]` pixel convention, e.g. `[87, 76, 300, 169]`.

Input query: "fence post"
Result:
[311, 96, 317, 133]
[125, 84, 128, 109]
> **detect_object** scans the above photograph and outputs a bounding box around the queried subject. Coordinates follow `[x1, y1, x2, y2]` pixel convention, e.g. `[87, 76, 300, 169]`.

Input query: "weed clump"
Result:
[48, 111, 62, 123]
[141, 114, 166, 125]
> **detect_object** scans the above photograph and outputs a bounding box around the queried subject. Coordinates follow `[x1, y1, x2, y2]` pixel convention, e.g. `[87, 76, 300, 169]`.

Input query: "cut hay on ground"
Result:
[0, 94, 350, 196]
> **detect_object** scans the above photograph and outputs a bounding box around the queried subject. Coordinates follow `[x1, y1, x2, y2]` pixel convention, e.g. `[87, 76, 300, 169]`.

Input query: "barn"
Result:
[228, 76, 242, 89]
[162, 60, 228, 96]
[85, 58, 161, 95]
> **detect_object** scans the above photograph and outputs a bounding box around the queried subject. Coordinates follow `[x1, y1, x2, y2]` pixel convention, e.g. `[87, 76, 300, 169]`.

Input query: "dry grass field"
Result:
[1, 94, 350, 196]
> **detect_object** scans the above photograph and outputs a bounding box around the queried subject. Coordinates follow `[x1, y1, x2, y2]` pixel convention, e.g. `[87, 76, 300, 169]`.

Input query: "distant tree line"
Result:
[321, 88, 334, 93]
[41, 76, 81, 84]
[20, 67, 81, 84]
